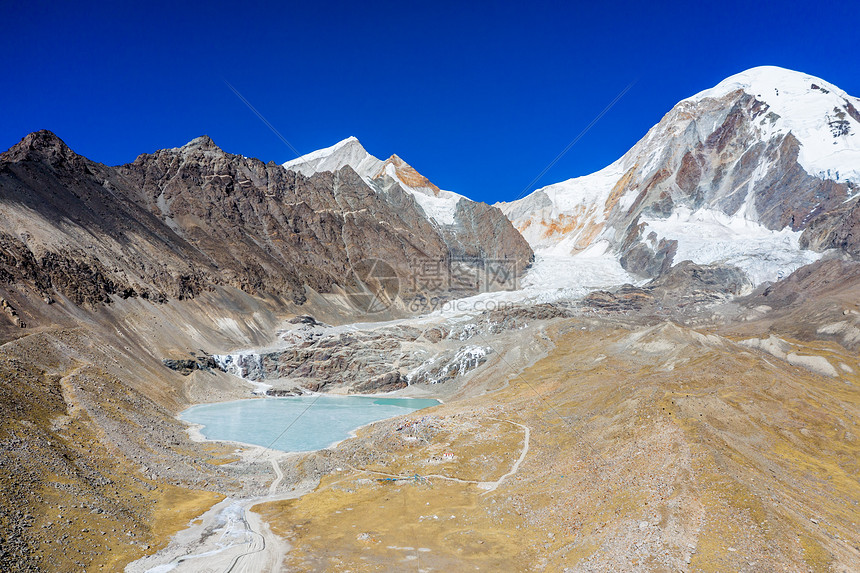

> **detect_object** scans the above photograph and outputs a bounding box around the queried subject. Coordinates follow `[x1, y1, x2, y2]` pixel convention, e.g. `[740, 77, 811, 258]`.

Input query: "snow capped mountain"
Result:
[280, 136, 533, 282]
[283, 136, 384, 179]
[499, 66, 860, 285]
[283, 137, 466, 226]
[691, 66, 860, 182]
[373, 154, 466, 226]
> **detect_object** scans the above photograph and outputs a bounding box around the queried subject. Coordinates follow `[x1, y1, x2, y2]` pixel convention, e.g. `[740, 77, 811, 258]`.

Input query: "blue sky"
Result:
[2, 1, 857, 204]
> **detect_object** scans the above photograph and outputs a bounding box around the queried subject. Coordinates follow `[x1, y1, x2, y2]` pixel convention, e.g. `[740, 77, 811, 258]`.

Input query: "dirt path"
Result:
[128, 416, 531, 572]
[347, 417, 532, 492]
[478, 419, 530, 493]
[125, 451, 305, 573]
[268, 458, 284, 496]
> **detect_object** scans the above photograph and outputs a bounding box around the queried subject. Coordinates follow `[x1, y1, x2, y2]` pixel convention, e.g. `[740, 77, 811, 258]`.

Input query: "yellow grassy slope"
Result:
[256, 320, 860, 572]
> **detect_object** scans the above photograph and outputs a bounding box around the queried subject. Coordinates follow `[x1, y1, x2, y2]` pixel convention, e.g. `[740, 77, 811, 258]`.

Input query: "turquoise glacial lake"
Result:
[180, 395, 440, 452]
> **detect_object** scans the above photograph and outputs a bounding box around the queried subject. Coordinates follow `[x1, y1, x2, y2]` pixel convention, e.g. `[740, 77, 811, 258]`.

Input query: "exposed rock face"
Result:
[800, 199, 860, 256]
[161, 356, 217, 376]
[499, 67, 860, 283]
[211, 320, 493, 394]
[618, 234, 678, 278]
[209, 303, 581, 395]
[733, 257, 860, 351]
[0, 131, 532, 311]
[585, 285, 656, 312]
[281, 136, 534, 289]
[748, 257, 860, 309]
[585, 261, 752, 314]
[0, 296, 24, 328]
[647, 260, 752, 297]
[118, 136, 454, 304]
[0, 131, 212, 305]
[352, 371, 407, 394]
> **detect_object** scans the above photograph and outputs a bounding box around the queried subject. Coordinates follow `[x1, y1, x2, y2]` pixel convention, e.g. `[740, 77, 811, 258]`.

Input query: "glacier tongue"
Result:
[639, 207, 822, 286]
[419, 248, 643, 321]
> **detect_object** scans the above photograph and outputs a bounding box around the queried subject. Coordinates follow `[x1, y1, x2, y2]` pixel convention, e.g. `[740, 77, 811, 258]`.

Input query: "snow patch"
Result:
[816, 321, 860, 346]
[740, 336, 838, 377]
[379, 163, 465, 226]
[406, 188, 462, 226]
[422, 249, 642, 321]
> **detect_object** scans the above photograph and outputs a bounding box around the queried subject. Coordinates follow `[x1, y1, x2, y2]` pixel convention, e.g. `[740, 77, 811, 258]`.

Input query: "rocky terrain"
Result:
[1, 130, 531, 313]
[0, 65, 859, 573]
[254, 313, 860, 572]
[0, 128, 531, 572]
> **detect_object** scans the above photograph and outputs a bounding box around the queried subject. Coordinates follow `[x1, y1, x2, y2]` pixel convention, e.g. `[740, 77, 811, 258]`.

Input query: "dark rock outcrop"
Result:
[161, 359, 199, 376]
[800, 194, 860, 256]
[585, 285, 656, 312]
[352, 371, 407, 394]
[288, 315, 321, 326]
[438, 200, 534, 291]
[585, 261, 751, 314]
[647, 260, 752, 297]
[162, 355, 218, 376]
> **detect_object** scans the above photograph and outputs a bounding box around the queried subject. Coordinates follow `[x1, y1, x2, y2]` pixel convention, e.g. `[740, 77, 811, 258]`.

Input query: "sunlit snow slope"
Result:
[499, 66, 860, 286]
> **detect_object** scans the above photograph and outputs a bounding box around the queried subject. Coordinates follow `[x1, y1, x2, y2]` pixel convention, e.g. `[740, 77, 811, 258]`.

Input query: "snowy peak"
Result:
[692, 66, 852, 103]
[372, 154, 442, 197]
[690, 66, 860, 181]
[275, 136, 530, 264]
[282, 136, 383, 178]
[281, 137, 466, 226]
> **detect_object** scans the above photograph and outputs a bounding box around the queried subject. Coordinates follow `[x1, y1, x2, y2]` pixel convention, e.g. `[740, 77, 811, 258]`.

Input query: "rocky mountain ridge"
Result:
[282, 135, 531, 268]
[0, 130, 532, 327]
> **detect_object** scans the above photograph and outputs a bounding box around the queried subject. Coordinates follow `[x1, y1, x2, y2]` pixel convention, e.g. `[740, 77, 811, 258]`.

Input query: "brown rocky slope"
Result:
[1, 131, 532, 310]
